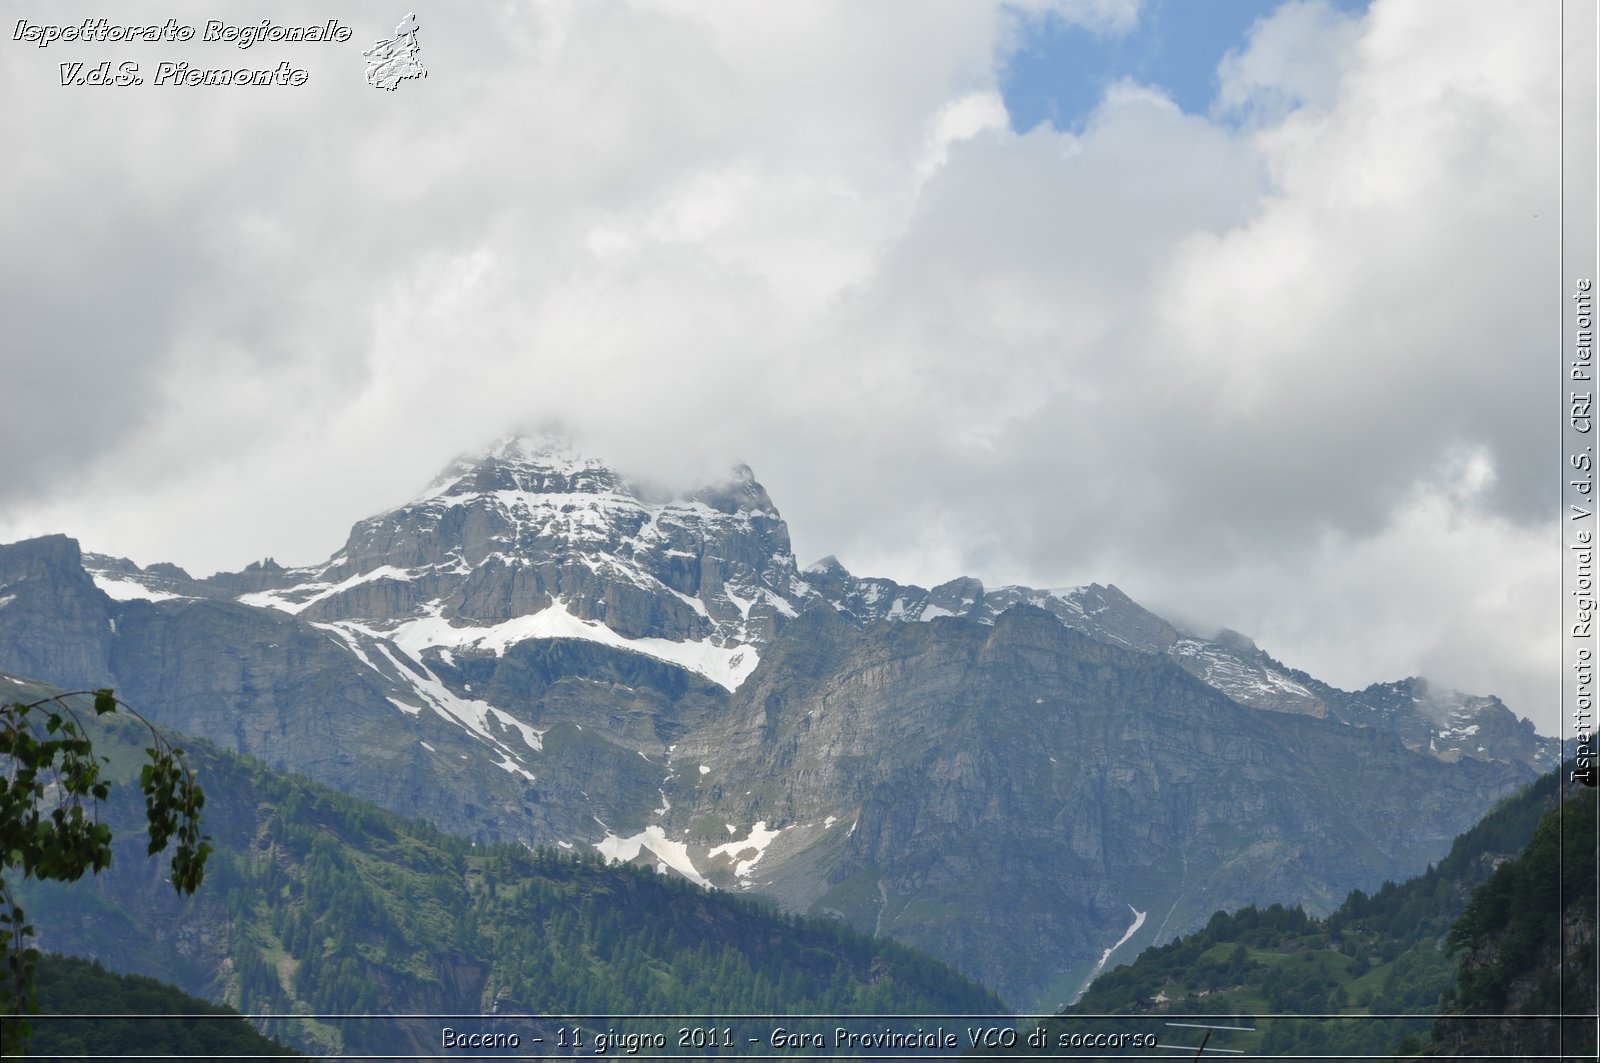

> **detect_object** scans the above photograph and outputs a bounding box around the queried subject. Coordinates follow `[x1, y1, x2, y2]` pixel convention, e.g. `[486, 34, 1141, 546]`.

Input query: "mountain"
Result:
[1046, 766, 1586, 1059]
[0, 434, 1555, 1010]
[6, 678, 1002, 1058]
[60, 436, 1556, 774]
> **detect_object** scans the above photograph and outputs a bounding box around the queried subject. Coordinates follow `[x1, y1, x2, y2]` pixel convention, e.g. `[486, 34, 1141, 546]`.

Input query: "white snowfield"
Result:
[237, 555, 763, 689]
[385, 598, 760, 692]
[1170, 638, 1315, 703]
[708, 821, 785, 878]
[88, 572, 184, 602]
[590, 820, 791, 890]
[237, 564, 413, 614]
[593, 826, 711, 888]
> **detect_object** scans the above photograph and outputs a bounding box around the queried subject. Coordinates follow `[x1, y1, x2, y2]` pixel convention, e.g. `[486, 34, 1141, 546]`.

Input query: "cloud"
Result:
[1215, 0, 1363, 122]
[1135, 445, 1555, 713]
[0, 0, 1568, 732]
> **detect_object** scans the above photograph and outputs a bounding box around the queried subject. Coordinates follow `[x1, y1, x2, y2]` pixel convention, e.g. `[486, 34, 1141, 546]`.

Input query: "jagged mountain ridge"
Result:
[77, 435, 1551, 770]
[0, 435, 1556, 1010]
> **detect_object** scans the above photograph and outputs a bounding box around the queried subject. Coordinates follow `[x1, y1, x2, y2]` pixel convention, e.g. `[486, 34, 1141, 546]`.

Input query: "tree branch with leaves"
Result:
[0, 688, 210, 1052]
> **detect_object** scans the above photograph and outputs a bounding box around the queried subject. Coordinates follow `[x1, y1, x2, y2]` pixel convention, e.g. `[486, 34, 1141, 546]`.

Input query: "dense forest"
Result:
[1423, 792, 1597, 1059]
[27, 953, 299, 1060]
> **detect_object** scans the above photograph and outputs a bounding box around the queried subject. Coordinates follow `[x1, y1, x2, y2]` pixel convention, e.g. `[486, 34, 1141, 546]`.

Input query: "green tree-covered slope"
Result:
[1422, 792, 1597, 1059]
[29, 952, 301, 1061]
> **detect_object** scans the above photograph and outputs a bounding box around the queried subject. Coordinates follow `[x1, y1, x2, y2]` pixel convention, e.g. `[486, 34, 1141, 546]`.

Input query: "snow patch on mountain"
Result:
[1170, 638, 1318, 709]
[89, 574, 184, 603]
[594, 826, 711, 888]
[238, 565, 413, 614]
[371, 641, 543, 760]
[386, 598, 760, 691]
[313, 617, 544, 774]
[1076, 904, 1147, 1002]
[708, 821, 785, 878]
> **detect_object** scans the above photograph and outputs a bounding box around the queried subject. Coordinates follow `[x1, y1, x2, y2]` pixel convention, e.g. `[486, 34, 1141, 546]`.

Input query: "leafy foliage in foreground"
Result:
[28, 952, 299, 1060]
[1042, 767, 1571, 1060]
[17, 701, 1003, 1056]
[1, 688, 208, 1054]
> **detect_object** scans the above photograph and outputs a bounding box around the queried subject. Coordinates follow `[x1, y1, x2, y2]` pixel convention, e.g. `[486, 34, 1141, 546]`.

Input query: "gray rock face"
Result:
[802, 553, 1552, 774]
[1321, 676, 1552, 768]
[0, 436, 1555, 1011]
[0, 535, 115, 689]
[667, 605, 1524, 1007]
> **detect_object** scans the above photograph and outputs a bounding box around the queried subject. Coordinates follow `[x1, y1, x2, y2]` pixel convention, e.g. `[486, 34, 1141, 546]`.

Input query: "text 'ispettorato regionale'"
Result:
[13, 18, 353, 49]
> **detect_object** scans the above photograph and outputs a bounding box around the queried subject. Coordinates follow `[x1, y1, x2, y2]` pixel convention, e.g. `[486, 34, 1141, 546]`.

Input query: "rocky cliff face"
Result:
[798, 555, 1552, 771]
[0, 435, 1555, 1011]
[0, 535, 116, 689]
[662, 604, 1528, 1006]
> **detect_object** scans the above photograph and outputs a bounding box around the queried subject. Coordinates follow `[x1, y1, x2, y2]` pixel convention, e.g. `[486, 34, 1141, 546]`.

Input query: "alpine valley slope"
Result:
[0, 436, 1555, 1010]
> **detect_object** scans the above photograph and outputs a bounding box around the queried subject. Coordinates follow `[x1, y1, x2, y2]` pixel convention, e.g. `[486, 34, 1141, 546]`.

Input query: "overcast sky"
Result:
[0, 1, 1583, 735]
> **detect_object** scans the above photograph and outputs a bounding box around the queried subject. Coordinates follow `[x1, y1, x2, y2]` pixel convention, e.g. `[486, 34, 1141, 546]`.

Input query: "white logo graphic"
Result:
[364, 13, 426, 91]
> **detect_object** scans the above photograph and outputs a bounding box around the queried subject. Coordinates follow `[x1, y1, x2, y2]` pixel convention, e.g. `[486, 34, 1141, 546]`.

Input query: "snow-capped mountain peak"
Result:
[75, 436, 1551, 768]
[223, 439, 808, 690]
